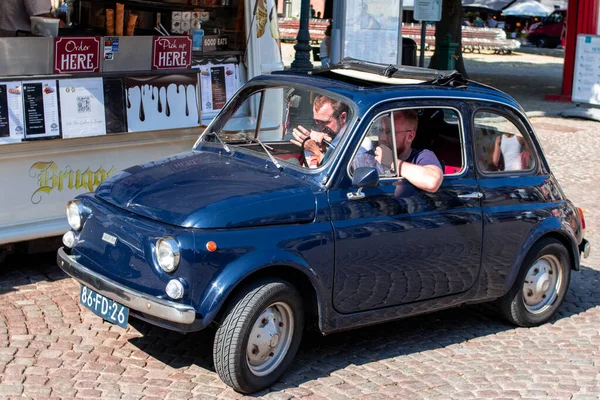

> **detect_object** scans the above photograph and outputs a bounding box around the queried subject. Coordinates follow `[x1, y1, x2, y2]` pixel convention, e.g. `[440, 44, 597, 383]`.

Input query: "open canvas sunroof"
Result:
[309, 58, 468, 88]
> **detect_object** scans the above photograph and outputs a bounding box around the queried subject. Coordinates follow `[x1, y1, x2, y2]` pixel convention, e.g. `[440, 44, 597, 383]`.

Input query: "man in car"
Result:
[354, 110, 443, 193]
[290, 94, 350, 167]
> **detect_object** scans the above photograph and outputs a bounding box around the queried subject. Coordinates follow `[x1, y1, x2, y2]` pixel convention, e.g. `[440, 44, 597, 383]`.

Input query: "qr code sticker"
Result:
[77, 96, 91, 113]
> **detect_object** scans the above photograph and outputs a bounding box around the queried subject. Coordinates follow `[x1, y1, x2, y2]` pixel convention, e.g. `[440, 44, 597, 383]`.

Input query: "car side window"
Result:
[349, 107, 465, 178]
[350, 113, 397, 177]
[473, 110, 535, 173]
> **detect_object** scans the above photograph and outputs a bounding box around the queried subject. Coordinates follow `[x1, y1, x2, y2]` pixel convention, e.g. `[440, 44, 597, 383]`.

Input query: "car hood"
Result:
[95, 150, 317, 229]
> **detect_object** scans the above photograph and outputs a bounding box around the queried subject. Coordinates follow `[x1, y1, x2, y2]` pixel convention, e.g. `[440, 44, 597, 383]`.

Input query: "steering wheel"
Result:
[300, 137, 335, 167]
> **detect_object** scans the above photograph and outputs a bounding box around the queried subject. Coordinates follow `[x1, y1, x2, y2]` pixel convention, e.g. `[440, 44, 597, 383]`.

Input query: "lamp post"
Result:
[290, 0, 313, 71]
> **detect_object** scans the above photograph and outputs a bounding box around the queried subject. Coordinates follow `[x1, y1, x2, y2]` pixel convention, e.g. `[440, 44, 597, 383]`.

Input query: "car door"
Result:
[470, 103, 561, 299]
[328, 102, 484, 314]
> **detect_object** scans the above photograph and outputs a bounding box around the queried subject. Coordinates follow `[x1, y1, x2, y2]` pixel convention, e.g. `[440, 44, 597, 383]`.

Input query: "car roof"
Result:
[251, 58, 524, 116]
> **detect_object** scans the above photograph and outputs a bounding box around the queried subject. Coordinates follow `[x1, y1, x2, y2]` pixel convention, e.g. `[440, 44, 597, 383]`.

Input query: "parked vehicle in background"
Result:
[527, 9, 567, 48]
[57, 59, 590, 393]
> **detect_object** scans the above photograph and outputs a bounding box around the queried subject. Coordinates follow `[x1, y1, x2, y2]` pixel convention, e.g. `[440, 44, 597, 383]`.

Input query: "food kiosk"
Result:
[0, 0, 282, 250]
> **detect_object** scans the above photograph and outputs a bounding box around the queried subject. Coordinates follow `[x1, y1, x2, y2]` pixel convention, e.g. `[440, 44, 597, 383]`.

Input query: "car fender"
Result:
[196, 249, 329, 327]
[503, 214, 579, 294]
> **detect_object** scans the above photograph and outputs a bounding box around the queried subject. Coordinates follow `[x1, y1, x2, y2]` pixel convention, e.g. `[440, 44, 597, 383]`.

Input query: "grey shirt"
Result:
[0, 0, 51, 32]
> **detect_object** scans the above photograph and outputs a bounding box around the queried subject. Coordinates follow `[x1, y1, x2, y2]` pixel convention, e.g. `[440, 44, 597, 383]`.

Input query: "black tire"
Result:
[498, 238, 571, 327]
[213, 279, 304, 393]
[536, 37, 546, 48]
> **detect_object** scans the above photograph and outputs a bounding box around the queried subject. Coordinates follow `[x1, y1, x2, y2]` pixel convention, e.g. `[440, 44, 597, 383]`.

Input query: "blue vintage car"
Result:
[57, 60, 590, 393]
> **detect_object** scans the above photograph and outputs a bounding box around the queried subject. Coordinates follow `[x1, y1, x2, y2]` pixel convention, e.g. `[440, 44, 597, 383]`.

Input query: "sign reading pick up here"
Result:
[152, 36, 192, 70]
[54, 37, 101, 74]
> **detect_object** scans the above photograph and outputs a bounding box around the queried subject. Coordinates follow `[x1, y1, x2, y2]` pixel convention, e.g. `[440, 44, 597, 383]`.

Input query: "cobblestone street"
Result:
[1, 53, 600, 399]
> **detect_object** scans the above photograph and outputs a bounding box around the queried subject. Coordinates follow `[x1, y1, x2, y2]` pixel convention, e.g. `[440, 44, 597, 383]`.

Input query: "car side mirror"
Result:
[348, 167, 379, 200]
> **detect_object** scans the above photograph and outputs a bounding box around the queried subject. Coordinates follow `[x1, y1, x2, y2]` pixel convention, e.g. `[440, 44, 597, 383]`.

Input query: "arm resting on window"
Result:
[398, 161, 443, 193]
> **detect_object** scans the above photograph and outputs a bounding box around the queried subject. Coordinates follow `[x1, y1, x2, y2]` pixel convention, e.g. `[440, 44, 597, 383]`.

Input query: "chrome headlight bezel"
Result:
[155, 237, 180, 273]
[66, 200, 84, 231]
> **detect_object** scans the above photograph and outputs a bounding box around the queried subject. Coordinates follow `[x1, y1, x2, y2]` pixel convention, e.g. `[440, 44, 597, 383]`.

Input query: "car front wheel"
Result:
[498, 238, 571, 327]
[213, 279, 304, 393]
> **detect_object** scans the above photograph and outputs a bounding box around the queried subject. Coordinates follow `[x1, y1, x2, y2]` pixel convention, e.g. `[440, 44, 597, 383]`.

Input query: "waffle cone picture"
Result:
[126, 14, 137, 36]
[116, 3, 124, 36]
[106, 9, 115, 36]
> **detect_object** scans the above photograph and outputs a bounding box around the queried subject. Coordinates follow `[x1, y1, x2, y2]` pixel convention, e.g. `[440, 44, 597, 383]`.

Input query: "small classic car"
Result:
[57, 59, 590, 393]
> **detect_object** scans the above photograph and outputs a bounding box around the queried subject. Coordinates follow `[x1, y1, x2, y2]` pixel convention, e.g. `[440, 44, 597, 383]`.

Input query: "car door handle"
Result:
[457, 192, 484, 200]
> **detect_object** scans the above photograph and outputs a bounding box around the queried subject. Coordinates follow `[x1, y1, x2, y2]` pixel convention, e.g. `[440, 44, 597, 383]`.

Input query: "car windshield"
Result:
[197, 84, 355, 170]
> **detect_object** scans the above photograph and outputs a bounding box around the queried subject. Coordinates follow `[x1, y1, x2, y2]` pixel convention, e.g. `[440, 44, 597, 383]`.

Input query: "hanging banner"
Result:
[152, 36, 192, 70]
[54, 37, 101, 74]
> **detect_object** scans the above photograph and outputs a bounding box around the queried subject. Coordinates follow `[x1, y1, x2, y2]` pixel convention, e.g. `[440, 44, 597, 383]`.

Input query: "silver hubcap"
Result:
[246, 302, 294, 377]
[522, 254, 562, 314]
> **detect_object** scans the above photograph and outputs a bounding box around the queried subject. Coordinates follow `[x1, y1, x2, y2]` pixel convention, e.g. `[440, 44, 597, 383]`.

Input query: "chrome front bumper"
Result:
[580, 238, 591, 259]
[57, 247, 196, 325]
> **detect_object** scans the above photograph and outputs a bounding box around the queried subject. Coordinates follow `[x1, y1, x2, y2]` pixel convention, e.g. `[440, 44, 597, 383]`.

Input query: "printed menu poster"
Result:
[59, 78, 107, 138]
[103, 77, 127, 133]
[124, 74, 199, 132]
[343, 0, 401, 64]
[23, 80, 60, 138]
[198, 63, 238, 117]
[572, 35, 600, 104]
[0, 82, 25, 144]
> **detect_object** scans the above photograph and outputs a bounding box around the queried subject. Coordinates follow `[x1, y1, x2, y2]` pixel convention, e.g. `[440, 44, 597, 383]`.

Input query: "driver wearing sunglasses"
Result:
[290, 95, 351, 167]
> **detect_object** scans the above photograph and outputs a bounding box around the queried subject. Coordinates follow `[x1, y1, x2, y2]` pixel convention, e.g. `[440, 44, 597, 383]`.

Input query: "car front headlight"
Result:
[66, 200, 84, 231]
[156, 237, 180, 273]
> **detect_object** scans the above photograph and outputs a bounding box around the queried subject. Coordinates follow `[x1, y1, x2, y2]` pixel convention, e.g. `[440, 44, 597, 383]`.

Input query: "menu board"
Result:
[103, 77, 127, 134]
[0, 82, 25, 144]
[342, 0, 401, 64]
[59, 78, 107, 139]
[572, 34, 600, 105]
[198, 63, 238, 117]
[23, 80, 60, 138]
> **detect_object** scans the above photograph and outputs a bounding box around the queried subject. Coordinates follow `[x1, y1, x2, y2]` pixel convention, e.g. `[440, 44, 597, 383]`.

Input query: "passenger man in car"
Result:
[354, 110, 444, 193]
[290, 94, 351, 167]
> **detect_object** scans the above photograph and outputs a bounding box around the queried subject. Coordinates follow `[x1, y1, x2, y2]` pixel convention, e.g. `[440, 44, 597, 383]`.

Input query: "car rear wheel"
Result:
[213, 279, 304, 393]
[498, 238, 571, 327]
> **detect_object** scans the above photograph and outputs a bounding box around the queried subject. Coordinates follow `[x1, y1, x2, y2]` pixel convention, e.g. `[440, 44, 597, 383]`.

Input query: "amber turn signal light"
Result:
[206, 241, 218, 252]
[578, 208, 586, 230]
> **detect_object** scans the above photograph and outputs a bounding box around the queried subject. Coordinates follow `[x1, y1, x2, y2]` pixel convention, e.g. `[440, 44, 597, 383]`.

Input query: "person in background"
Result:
[473, 15, 484, 27]
[310, 4, 316, 18]
[486, 15, 498, 28]
[320, 23, 331, 68]
[493, 132, 526, 171]
[316, 11, 321, 19]
[0, 0, 63, 32]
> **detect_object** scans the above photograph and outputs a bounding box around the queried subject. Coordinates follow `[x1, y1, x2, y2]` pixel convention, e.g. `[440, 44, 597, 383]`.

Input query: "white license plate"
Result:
[80, 285, 129, 328]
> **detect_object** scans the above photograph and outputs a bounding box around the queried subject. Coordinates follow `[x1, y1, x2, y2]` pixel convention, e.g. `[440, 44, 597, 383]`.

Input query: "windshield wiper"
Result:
[246, 136, 283, 172]
[205, 131, 231, 154]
